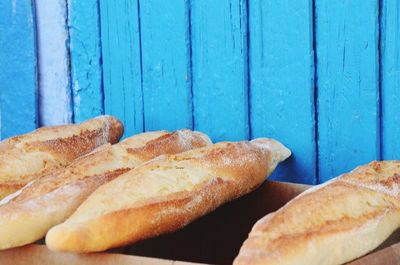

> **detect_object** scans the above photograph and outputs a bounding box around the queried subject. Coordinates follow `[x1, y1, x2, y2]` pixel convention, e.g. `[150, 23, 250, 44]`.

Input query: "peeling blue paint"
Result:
[100, 0, 144, 138]
[68, 0, 103, 123]
[3, 0, 400, 184]
[140, 0, 193, 132]
[249, 0, 316, 184]
[191, 0, 249, 142]
[381, 0, 400, 160]
[316, 0, 380, 181]
[0, 0, 38, 139]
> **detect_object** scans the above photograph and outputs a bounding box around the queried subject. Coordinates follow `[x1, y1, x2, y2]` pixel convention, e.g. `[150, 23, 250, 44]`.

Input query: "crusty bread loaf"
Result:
[46, 138, 291, 253]
[234, 161, 400, 265]
[0, 115, 124, 199]
[0, 129, 211, 250]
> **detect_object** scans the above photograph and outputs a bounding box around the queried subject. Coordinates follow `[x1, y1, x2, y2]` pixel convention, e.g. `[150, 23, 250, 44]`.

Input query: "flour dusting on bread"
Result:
[0, 129, 211, 250]
[46, 138, 290, 252]
[0, 116, 124, 199]
[234, 160, 400, 265]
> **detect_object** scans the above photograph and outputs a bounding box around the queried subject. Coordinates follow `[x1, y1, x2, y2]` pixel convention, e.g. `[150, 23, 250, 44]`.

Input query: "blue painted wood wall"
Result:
[1, 0, 399, 184]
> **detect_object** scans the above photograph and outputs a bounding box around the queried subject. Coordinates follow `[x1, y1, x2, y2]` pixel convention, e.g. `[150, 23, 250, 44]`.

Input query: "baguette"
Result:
[234, 161, 400, 265]
[0, 129, 211, 250]
[46, 138, 291, 253]
[0, 115, 123, 199]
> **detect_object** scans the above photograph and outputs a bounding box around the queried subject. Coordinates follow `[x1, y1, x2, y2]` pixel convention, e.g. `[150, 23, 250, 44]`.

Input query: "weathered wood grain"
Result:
[381, 0, 400, 160]
[191, 0, 249, 142]
[100, 0, 143, 137]
[36, 0, 72, 126]
[139, 0, 192, 131]
[3, 0, 397, 186]
[316, 0, 380, 182]
[68, 0, 103, 123]
[0, 0, 38, 139]
[249, 0, 316, 184]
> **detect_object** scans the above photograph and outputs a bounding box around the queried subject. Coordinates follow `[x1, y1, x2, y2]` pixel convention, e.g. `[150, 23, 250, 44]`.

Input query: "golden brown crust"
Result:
[126, 130, 210, 161]
[0, 129, 211, 250]
[0, 183, 25, 200]
[23, 115, 124, 162]
[12, 168, 131, 204]
[339, 161, 400, 199]
[234, 161, 400, 265]
[46, 138, 291, 253]
[0, 116, 124, 199]
[10, 130, 210, 203]
[26, 129, 108, 162]
[47, 178, 235, 252]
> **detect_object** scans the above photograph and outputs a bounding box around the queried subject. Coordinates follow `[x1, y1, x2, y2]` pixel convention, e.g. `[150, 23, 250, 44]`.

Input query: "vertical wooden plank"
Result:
[191, 0, 249, 142]
[0, 0, 38, 139]
[316, 0, 380, 182]
[0, 104, 1, 140]
[36, 0, 72, 125]
[100, 0, 143, 137]
[381, 0, 400, 160]
[249, 0, 316, 184]
[140, 0, 192, 131]
[68, 0, 103, 123]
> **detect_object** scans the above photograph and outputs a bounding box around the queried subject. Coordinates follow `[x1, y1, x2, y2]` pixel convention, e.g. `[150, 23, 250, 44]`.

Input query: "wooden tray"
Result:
[1, 181, 398, 264]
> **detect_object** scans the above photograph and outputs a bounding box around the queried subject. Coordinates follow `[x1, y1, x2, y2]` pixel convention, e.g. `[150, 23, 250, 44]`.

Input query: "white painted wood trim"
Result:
[36, 0, 72, 125]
